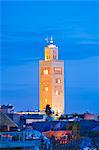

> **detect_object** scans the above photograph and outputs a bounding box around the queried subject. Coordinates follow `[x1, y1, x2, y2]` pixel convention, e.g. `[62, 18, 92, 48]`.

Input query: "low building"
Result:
[0, 112, 18, 131]
[84, 113, 97, 120]
[0, 129, 50, 149]
[0, 104, 14, 114]
[43, 130, 72, 141]
[20, 113, 46, 126]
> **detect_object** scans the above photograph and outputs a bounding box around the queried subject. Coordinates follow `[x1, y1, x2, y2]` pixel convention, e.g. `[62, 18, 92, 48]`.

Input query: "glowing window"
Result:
[56, 78, 61, 84]
[54, 67, 62, 74]
[55, 90, 60, 95]
[46, 56, 49, 59]
[45, 99, 47, 103]
[56, 90, 58, 95]
[44, 69, 48, 75]
[53, 55, 56, 60]
[45, 87, 48, 91]
[46, 55, 50, 60]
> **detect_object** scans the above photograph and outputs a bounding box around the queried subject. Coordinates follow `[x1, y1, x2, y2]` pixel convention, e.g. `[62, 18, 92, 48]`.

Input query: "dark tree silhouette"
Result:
[45, 104, 52, 116]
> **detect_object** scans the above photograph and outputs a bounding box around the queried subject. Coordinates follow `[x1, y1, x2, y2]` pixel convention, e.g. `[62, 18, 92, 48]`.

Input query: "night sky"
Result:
[1, 1, 99, 113]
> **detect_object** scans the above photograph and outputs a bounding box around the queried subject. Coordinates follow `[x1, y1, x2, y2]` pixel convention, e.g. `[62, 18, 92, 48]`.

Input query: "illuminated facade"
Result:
[39, 37, 64, 114]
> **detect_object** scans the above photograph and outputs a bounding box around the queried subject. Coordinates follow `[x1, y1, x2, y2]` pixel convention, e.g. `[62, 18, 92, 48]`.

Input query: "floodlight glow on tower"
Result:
[39, 36, 64, 115]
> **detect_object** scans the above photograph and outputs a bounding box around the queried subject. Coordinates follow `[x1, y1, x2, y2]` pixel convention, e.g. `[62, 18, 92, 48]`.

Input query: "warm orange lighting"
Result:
[56, 90, 58, 95]
[39, 38, 64, 114]
[45, 99, 47, 103]
[45, 87, 48, 91]
[44, 69, 48, 75]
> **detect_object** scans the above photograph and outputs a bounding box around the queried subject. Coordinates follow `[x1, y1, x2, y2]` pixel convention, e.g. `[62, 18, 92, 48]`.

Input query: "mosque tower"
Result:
[39, 37, 64, 115]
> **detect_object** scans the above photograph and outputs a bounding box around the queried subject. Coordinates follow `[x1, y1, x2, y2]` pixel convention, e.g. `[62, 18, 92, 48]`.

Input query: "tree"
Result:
[45, 104, 52, 116]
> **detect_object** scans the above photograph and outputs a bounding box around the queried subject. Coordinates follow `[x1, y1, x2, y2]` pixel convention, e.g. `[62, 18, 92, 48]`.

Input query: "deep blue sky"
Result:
[1, 1, 99, 113]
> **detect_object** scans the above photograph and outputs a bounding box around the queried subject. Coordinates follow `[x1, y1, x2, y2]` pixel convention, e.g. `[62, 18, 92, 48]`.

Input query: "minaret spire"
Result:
[50, 35, 53, 44]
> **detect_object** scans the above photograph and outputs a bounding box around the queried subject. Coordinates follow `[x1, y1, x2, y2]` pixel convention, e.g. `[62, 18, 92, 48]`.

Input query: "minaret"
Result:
[45, 36, 58, 61]
[50, 36, 53, 44]
[39, 36, 64, 115]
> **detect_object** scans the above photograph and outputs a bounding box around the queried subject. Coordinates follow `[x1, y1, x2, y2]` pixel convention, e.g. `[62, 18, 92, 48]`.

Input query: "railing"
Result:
[0, 140, 41, 149]
[0, 131, 50, 149]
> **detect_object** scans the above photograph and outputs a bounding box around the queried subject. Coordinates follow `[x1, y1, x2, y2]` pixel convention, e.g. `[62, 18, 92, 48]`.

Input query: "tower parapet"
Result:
[45, 36, 58, 61]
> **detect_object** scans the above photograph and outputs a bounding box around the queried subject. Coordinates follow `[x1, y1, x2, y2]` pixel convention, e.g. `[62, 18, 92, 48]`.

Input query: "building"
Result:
[39, 37, 64, 115]
[0, 129, 50, 150]
[21, 114, 46, 124]
[0, 104, 14, 114]
[0, 111, 18, 131]
[43, 130, 72, 141]
[84, 113, 97, 120]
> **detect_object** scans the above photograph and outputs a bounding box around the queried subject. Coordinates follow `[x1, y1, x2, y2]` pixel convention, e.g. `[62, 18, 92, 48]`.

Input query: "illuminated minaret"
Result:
[39, 37, 64, 115]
